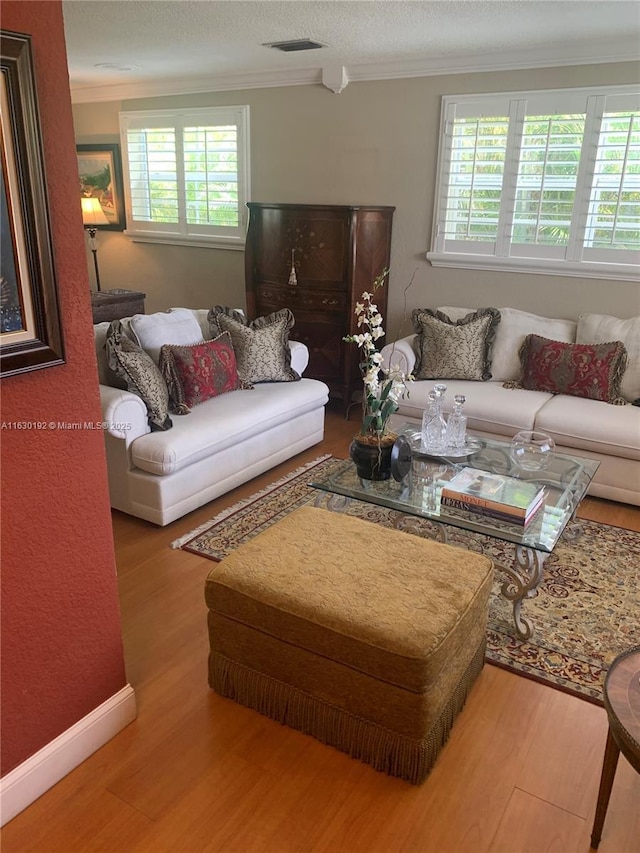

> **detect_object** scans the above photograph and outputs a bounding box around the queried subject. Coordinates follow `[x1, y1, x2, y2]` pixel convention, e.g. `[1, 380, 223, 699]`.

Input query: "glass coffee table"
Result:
[310, 425, 600, 640]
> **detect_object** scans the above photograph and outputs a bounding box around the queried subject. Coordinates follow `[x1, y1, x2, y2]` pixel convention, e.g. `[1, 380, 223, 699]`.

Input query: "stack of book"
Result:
[440, 467, 545, 526]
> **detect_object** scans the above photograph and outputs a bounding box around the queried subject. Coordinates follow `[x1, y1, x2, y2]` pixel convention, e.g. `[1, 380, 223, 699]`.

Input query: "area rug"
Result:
[173, 456, 640, 705]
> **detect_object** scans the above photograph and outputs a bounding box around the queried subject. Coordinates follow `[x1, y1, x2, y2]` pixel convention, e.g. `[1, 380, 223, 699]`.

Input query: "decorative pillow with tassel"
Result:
[513, 334, 628, 404]
[159, 333, 251, 414]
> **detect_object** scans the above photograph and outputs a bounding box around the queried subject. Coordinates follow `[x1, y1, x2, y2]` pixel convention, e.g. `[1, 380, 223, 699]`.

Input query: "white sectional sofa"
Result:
[381, 308, 640, 506]
[94, 308, 329, 526]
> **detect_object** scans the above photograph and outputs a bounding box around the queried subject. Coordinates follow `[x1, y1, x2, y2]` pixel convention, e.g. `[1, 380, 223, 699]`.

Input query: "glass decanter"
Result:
[423, 384, 448, 453]
[445, 394, 467, 451]
[420, 390, 438, 451]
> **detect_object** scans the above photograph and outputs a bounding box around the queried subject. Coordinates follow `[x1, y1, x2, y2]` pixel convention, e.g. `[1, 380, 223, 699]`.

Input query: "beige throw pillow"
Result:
[412, 308, 500, 381]
[214, 308, 300, 383]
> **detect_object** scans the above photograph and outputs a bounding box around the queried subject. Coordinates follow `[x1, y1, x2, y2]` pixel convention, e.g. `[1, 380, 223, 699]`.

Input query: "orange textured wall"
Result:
[0, 1, 127, 776]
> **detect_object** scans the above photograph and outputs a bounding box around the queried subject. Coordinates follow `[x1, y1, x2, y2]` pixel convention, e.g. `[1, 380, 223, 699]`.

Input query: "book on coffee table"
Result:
[440, 467, 545, 526]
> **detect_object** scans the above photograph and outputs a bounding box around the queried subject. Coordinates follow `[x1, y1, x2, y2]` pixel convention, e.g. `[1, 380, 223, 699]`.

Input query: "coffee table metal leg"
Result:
[315, 493, 352, 512]
[498, 546, 547, 641]
[392, 514, 449, 544]
[591, 728, 620, 849]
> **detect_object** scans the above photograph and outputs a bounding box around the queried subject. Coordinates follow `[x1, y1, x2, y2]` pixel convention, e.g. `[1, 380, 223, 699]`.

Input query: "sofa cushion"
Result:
[517, 335, 628, 404]
[130, 379, 326, 475]
[213, 308, 300, 383]
[412, 308, 500, 381]
[394, 378, 553, 437]
[534, 394, 640, 461]
[105, 321, 173, 431]
[130, 308, 203, 363]
[159, 333, 249, 413]
[576, 313, 640, 403]
[167, 308, 214, 342]
[439, 306, 577, 382]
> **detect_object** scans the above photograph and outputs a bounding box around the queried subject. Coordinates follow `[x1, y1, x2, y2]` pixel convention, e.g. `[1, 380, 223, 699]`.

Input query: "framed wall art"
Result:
[76, 143, 125, 231]
[0, 30, 65, 378]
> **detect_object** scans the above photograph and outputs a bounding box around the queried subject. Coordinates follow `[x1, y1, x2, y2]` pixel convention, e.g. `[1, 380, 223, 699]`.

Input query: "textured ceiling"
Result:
[62, 0, 640, 101]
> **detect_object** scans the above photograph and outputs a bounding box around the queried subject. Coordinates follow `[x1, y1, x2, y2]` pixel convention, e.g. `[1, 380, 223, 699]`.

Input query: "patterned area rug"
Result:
[173, 456, 640, 705]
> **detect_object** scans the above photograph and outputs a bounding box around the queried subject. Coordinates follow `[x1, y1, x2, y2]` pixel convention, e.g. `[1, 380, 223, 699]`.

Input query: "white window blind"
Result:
[119, 106, 249, 248]
[585, 111, 640, 252]
[429, 86, 640, 280]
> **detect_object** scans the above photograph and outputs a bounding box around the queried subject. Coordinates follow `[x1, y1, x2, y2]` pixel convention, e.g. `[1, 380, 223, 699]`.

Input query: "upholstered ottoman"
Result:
[205, 506, 493, 784]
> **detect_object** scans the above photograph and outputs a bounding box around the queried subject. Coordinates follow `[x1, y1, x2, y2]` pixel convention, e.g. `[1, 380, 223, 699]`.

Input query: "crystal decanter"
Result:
[445, 394, 467, 451]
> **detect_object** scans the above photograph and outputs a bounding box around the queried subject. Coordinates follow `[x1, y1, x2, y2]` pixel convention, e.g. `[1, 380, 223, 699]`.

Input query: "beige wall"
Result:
[73, 61, 640, 337]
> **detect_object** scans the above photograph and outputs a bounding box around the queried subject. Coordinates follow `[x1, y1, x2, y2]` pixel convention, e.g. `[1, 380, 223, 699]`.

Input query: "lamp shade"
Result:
[81, 196, 109, 226]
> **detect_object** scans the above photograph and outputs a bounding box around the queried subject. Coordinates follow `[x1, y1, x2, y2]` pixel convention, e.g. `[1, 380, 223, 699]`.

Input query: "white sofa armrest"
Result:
[381, 335, 418, 376]
[99, 384, 150, 441]
[289, 340, 309, 376]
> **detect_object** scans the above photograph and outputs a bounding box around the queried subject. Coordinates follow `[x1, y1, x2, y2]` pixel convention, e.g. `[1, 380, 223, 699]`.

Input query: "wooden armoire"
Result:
[244, 202, 395, 414]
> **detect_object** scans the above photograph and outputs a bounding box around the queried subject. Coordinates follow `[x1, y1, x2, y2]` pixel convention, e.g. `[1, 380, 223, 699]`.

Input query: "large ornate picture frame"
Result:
[77, 143, 126, 231]
[0, 30, 65, 378]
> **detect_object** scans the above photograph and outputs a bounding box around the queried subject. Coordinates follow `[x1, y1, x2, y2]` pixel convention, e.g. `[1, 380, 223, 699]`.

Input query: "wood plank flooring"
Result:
[3, 403, 640, 853]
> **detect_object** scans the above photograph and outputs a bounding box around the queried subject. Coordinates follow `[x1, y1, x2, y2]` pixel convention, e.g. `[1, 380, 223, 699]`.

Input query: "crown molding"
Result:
[347, 44, 639, 84]
[70, 68, 322, 103]
[70, 41, 639, 104]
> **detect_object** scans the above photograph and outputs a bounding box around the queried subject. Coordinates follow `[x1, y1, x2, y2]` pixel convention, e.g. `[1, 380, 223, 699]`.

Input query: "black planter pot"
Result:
[349, 434, 396, 481]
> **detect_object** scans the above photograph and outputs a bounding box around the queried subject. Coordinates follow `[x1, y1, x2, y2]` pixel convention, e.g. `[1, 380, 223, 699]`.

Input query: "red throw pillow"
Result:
[159, 333, 250, 413]
[518, 334, 628, 403]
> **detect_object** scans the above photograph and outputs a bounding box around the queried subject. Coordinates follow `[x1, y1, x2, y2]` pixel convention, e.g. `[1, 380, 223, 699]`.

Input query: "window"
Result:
[119, 106, 250, 249]
[429, 86, 639, 280]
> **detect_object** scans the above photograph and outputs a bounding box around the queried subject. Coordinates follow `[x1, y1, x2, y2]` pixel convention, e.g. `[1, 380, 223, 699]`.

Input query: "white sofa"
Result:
[94, 308, 329, 526]
[381, 308, 640, 506]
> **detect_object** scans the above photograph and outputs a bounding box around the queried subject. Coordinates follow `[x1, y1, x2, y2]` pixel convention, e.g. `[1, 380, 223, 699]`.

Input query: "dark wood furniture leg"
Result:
[590, 728, 621, 848]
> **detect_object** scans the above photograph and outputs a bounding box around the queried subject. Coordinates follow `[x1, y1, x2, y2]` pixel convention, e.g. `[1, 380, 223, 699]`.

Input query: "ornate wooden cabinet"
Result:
[245, 202, 395, 413]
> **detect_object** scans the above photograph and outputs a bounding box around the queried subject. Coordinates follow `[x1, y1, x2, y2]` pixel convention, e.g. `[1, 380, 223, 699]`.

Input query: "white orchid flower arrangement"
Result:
[344, 269, 412, 440]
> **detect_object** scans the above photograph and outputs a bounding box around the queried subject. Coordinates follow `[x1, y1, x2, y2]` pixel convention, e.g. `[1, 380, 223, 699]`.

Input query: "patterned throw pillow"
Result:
[517, 335, 628, 404]
[411, 308, 501, 381]
[577, 313, 640, 402]
[212, 308, 300, 383]
[105, 322, 173, 431]
[159, 333, 251, 414]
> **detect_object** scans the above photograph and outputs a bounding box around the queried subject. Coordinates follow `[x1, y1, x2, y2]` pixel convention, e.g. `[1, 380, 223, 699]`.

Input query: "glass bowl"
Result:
[509, 430, 556, 471]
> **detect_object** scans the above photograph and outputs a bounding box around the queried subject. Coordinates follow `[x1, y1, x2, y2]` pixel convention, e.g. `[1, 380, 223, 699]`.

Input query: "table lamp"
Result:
[81, 196, 109, 291]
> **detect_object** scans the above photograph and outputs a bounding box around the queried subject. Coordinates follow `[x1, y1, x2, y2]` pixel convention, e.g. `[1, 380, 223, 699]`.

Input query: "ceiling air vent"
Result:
[264, 39, 327, 52]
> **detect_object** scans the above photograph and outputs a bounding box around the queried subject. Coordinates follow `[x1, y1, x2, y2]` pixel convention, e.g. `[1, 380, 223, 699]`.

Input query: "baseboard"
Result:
[0, 684, 136, 827]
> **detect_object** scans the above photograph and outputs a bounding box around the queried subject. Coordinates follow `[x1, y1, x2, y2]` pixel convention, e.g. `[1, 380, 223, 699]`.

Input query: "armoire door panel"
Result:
[245, 203, 394, 413]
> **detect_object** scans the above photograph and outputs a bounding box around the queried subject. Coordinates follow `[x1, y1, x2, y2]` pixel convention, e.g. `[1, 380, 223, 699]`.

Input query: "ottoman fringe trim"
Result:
[209, 640, 485, 785]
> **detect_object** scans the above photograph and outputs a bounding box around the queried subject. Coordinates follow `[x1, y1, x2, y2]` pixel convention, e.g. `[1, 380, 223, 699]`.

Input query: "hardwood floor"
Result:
[4, 403, 640, 853]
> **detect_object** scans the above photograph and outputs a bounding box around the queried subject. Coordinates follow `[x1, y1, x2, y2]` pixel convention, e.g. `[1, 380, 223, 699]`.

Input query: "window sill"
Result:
[426, 252, 639, 283]
[124, 231, 245, 251]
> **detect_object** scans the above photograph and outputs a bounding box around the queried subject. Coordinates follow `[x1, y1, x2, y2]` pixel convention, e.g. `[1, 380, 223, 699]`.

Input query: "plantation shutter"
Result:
[183, 124, 239, 228]
[125, 124, 179, 226]
[435, 97, 511, 256]
[511, 114, 585, 252]
[582, 94, 640, 262]
[120, 106, 249, 247]
[429, 86, 639, 278]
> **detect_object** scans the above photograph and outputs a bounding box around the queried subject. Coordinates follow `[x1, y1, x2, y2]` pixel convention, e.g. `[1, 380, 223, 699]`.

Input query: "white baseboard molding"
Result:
[0, 684, 136, 827]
